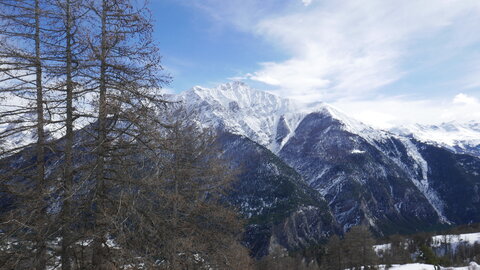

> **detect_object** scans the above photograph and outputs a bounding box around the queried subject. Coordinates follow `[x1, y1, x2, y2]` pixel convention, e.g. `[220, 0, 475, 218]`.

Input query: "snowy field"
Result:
[375, 232, 480, 254]
[372, 232, 480, 270]
[432, 232, 480, 249]
[378, 262, 480, 270]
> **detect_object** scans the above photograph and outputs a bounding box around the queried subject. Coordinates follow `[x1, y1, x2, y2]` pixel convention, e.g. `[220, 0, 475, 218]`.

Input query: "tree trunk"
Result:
[34, 0, 46, 269]
[92, 0, 108, 267]
[61, 0, 74, 269]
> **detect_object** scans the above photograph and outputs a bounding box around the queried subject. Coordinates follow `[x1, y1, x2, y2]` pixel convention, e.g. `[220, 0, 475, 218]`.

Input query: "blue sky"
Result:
[150, 0, 480, 128]
[150, 0, 288, 91]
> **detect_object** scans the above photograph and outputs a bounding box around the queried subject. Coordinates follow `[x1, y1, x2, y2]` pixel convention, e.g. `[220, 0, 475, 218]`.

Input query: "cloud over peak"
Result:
[301, 0, 313, 7]
[248, 0, 480, 101]
[185, 0, 480, 126]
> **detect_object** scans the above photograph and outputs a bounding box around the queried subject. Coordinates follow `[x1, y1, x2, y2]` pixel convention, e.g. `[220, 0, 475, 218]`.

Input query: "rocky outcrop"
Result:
[218, 132, 338, 257]
[279, 112, 445, 234]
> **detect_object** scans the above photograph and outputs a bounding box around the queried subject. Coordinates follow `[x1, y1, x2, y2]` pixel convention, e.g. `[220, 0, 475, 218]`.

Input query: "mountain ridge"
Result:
[390, 122, 480, 158]
[176, 82, 480, 234]
[177, 81, 398, 154]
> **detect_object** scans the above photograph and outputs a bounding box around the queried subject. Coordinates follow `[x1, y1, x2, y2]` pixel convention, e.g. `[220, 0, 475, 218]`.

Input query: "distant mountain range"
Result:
[176, 82, 480, 254]
[179, 82, 480, 158]
[390, 122, 480, 158]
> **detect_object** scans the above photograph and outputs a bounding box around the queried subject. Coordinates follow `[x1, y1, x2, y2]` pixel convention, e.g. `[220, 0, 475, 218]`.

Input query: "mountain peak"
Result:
[179, 82, 306, 152]
[179, 82, 394, 153]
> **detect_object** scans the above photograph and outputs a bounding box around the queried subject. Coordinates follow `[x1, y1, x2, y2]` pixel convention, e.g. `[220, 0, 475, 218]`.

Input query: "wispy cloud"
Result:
[250, 0, 480, 101]
[301, 0, 313, 7]
[332, 93, 480, 129]
[184, 0, 284, 31]
[185, 0, 480, 125]
[189, 0, 480, 98]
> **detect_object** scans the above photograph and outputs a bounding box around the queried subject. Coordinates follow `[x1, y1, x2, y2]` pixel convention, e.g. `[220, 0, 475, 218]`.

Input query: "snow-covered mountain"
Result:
[390, 122, 480, 157]
[178, 81, 307, 153]
[178, 81, 480, 158]
[176, 82, 480, 235]
[178, 81, 391, 153]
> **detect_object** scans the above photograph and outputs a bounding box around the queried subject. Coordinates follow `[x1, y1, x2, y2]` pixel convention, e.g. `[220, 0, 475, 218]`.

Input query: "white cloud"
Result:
[187, 0, 480, 126]
[185, 0, 283, 32]
[227, 73, 254, 81]
[453, 93, 478, 105]
[301, 0, 312, 7]
[248, 0, 480, 101]
[332, 93, 480, 129]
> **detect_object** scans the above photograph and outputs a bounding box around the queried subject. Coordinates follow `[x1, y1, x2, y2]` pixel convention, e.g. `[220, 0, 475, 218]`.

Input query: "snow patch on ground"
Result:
[378, 262, 480, 270]
[374, 243, 392, 253]
[432, 232, 480, 250]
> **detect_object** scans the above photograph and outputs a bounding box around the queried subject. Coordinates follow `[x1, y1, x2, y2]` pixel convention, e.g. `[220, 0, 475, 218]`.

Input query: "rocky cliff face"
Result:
[416, 143, 480, 224]
[180, 82, 480, 236]
[217, 132, 338, 257]
[278, 111, 445, 234]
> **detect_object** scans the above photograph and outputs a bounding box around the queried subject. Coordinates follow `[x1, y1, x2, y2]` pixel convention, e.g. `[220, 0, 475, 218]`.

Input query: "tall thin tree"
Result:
[83, 0, 169, 267]
[0, 1, 50, 268]
[39, 0, 88, 267]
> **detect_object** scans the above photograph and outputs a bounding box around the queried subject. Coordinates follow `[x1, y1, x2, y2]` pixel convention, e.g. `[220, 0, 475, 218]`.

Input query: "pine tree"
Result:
[343, 226, 378, 269]
[324, 234, 345, 270]
[0, 1, 52, 268]
[46, 1, 86, 268]
[81, 0, 169, 267]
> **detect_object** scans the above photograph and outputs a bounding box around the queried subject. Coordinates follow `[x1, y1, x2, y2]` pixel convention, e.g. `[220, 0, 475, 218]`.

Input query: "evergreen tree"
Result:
[324, 234, 345, 270]
[343, 226, 378, 269]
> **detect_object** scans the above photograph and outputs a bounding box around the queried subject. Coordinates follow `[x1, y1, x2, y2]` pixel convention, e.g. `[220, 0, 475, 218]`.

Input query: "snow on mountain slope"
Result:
[314, 105, 392, 144]
[178, 82, 308, 152]
[391, 122, 480, 157]
[176, 82, 460, 227]
[178, 81, 392, 153]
